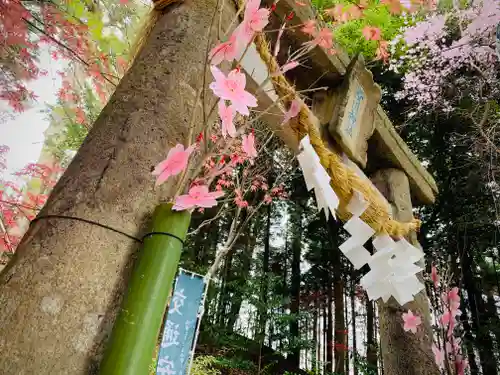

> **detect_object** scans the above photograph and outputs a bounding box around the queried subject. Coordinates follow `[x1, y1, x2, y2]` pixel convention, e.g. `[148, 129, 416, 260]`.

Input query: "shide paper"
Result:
[297, 136, 425, 306]
[361, 234, 425, 305]
[339, 191, 374, 270]
[297, 135, 339, 221]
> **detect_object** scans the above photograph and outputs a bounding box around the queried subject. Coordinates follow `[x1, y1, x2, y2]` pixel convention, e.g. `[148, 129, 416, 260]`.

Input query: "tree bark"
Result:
[366, 298, 378, 372]
[257, 203, 272, 342]
[460, 304, 480, 375]
[327, 282, 334, 373]
[0, 2, 232, 373]
[289, 203, 302, 367]
[351, 279, 358, 375]
[462, 247, 497, 375]
[371, 169, 440, 375]
[334, 278, 345, 375]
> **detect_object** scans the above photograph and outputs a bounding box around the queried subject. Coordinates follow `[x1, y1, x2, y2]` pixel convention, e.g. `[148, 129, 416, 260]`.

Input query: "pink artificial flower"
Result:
[274, 23, 286, 57]
[218, 101, 237, 138]
[445, 338, 461, 355]
[235, 196, 249, 208]
[242, 132, 258, 162]
[402, 310, 422, 333]
[301, 19, 316, 35]
[236, 0, 270, 43]
[282, 99, 301, 125]
[209, 66, 258, 116]
[455, 355, 469, 375]
[173, 185, 224, 211]
[443, 287, 461, 311]
[440, 311, 452, 327]
[325, 5, 344, 21]
[432, 344, 444, 369]
[272, 61, 300, 77]
[209, 32, 242, 65]
[152, 144, 195, 186]
[375, 41, 390, 63]
[431, 264, 439, 288]
[264, 194, 272, 204]
[362, 26, 381, 41]
[309, 28, 333, 49]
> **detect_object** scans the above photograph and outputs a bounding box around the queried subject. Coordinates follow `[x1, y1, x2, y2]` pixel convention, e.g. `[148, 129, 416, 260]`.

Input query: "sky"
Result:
[1, 48, 64, 181]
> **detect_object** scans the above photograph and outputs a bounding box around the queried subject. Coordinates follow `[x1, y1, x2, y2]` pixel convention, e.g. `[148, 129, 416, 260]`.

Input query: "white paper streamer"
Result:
[297, 135, 425, 305]
[338, 191, 374, 270]
[297, 136, 339, 220]
[361, 234, 425, 305]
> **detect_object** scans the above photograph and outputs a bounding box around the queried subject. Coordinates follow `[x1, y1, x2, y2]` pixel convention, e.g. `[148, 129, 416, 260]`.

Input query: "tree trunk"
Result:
[460, 304, 480, 375]
[366, 298, 378, 372]
[371, 169, 439, 375]
[334, 279, 345, 375]
[351, 279, 358, 375]
[289, 204, 302, 367]
[226, 229, 256, 331]
[486, 293, 500, 356]
[462, 247, 497, 375]
[0, 1, 231, 373]
[257, 203, 272, 342]
[327, 283, 334, 373]
[313, 300, 319, 372]
[344, 291, 349, 375]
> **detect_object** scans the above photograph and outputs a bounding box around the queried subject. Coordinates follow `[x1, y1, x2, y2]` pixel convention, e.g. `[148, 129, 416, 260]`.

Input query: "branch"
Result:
[22, 17, 119, 87]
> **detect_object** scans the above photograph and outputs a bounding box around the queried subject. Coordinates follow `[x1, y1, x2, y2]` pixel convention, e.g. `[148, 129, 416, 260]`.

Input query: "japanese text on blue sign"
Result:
[156, 272, 206, 375]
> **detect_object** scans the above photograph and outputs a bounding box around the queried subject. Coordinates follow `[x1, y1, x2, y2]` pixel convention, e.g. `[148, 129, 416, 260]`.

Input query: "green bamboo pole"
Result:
[99, 203, 191, 375]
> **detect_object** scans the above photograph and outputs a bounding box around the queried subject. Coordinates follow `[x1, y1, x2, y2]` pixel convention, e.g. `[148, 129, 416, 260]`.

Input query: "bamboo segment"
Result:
[99, 203, 191, 375]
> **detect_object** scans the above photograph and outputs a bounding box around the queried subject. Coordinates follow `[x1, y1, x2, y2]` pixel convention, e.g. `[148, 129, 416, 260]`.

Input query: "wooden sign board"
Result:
[313, 55, 382, 168]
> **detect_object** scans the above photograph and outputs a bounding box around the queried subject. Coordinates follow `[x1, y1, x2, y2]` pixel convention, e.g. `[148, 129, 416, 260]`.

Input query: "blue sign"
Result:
[346, 85, 365, 137]
[156, 272, 206, 375]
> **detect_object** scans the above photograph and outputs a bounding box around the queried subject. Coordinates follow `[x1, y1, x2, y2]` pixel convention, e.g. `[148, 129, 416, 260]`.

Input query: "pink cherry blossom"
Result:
[402, 310, 422, 333]
[282, 99, 301, 125]
[209, 33, 242, 65]
[236, 0, 270, 43]
[455, 355, 469, 375]
[152, 144, 195, 186]
[173, 185, 224, 211]
[242, 132, 258, 162]
[301, 19, 316, 35]
[308, 28, 333, 49]
[431, 264, 439, 288]
[432, 344, 444, 369]
[272, 61, 300, 77]
[218, 101, 236, 138]
[209, 66, 258, 116]
[362, 26, 381, 41]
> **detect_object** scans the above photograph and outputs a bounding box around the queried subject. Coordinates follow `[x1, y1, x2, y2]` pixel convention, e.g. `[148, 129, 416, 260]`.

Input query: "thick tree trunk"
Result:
[371, 169, 439, 375]
[0, 2, 232, 373]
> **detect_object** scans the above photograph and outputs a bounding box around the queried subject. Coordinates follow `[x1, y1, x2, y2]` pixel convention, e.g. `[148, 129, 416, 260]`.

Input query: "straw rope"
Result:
[252, 33, 420, 236]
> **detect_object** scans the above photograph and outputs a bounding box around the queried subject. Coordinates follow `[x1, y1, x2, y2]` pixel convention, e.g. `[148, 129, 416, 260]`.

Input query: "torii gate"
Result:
[237, 0, 439, 374]
[0, 1, 440, 374]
